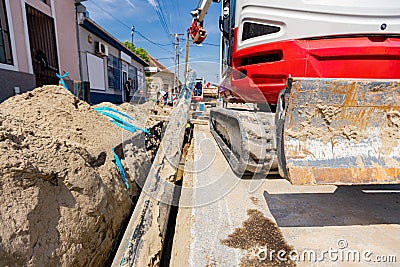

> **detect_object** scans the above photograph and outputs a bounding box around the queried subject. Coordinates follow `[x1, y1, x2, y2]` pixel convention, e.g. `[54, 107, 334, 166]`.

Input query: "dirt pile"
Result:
[0, 86, 160, 266]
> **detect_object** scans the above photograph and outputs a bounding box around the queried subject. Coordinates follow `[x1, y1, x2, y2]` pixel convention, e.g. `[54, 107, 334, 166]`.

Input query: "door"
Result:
[122, 71, 127, 101]
[26, 4, 59, 87]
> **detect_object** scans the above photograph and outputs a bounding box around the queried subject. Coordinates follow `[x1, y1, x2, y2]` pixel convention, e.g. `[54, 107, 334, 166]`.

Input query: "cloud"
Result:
[125, 0, 136, 8]
[147, 0, 157, 8]
[84, 0, 144, 23]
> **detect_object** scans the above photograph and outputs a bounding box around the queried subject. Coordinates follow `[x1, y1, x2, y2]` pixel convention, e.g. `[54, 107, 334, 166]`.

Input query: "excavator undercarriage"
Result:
[210, 107, 277, 176]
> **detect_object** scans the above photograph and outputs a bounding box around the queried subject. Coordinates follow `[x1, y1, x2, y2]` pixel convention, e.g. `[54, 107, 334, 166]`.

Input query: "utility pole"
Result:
[131, 25, 135, 44]
[184, 31, 190, 86]
[171, 33, 184, 94]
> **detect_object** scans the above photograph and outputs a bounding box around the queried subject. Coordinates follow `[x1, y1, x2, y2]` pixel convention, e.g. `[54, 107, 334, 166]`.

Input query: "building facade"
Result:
[146, 55, 176, 101]
[77, 5, 148, 104]
[0, 0, 80, 102]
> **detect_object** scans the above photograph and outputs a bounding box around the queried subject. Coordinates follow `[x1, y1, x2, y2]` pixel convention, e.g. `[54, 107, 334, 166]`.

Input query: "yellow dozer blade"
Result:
[277, 78, 400, 185]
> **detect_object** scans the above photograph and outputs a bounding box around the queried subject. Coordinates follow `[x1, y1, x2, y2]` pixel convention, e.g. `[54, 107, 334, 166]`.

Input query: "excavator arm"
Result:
[189, 0, 220, 44]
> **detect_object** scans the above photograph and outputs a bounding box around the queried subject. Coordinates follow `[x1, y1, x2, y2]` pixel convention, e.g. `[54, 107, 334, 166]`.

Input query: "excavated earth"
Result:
[0, 86, 168, 266]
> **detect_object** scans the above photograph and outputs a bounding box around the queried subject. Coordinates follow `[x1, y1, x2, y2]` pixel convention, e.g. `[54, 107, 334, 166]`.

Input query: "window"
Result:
[128, 65, 138, 93]
[137, 69, 144, 91]
[242, 22, 280, 41]
[221, 38, 231, 76]
[40, 0, 50, 5]
[107, 55, 122, 90]
[87, 53, 106, 90]
[0, 0, 13, 65]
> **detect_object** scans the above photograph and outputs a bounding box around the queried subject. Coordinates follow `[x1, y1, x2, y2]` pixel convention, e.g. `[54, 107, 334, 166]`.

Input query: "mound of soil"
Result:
[0, 86, 159, 266]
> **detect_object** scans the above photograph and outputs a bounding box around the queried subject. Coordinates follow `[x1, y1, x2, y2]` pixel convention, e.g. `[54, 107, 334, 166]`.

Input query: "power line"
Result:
[189, 43, 220, 47]
[154, 7, 170, 39]
[158, 0, 170, 28]
[156, 57, 174, 60]
[135, 31, 171, 47]
[135, 30, 174, 55]
[87, 0, 174, 53]
[179, 37, 220, 47]
[203, 42, 220, 47]
[171, 0, 184, 33]
[152, 0, 173, 42]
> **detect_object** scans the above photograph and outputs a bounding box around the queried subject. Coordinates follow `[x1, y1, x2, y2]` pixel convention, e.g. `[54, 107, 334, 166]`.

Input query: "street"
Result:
[171, 124, 400, 266]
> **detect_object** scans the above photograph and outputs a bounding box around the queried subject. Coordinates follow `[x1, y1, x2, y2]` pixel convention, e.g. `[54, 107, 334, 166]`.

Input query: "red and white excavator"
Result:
[189, 0, 400, 185]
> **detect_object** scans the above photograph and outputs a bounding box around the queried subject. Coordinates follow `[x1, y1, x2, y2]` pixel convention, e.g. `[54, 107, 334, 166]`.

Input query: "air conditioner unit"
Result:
[95, 41, 109, 56]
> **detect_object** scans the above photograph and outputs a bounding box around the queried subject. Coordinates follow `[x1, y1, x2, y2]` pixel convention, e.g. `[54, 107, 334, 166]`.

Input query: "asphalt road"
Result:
[171, 124, 400, 266]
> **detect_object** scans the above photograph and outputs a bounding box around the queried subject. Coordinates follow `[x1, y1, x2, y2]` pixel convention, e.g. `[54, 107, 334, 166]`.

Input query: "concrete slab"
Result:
[172, 124, 400, 266]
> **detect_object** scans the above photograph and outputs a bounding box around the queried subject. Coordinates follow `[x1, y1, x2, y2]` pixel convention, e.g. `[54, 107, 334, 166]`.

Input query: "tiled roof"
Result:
[148, 55, 172, 73]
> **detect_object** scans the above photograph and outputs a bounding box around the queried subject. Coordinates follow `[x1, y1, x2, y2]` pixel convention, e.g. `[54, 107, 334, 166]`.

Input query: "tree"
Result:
[123, 41, 150, 63]
[134, 48, 149, 63]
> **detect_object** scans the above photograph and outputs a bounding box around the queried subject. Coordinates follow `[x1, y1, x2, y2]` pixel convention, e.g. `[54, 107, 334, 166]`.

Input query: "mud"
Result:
[385, 111, 400, 129]
[250, 196, 259, 205]
[315, 104, 342, 124]
[222, 209, 295, 266]
[286, 105, 366, 143]
[380, 110, 400, 154]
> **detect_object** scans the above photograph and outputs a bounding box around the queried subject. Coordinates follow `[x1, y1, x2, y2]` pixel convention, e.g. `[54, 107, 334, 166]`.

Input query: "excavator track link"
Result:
[210, 107, 277, 176]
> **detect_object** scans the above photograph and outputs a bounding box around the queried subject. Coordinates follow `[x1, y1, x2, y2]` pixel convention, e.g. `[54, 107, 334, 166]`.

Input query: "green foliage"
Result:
[134, 48, 149, 63]
[123, 41, 150, 63]
[122, 41, 135, 51]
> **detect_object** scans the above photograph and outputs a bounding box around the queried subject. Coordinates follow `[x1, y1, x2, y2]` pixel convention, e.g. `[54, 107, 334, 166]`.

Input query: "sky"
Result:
[82, 0, 222, 83]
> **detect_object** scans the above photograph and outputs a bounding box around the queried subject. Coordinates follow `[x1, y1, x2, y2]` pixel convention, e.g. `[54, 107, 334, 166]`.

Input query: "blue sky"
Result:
[83, 0, 222, 83]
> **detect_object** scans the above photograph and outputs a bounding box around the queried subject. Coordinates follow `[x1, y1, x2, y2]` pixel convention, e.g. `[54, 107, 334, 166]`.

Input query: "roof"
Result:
[148, 55, 172, 74]
[80, 17, 149, 67]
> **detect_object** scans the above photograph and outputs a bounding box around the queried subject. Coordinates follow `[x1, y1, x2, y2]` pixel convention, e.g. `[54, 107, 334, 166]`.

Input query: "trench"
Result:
[160, 123, 193, 267]
[103, 120, 167, 266]
[110, 98, 193, 266]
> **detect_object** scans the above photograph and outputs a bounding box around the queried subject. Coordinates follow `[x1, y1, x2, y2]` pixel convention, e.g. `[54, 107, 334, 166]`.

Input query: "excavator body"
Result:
[193, 0, 400, 185]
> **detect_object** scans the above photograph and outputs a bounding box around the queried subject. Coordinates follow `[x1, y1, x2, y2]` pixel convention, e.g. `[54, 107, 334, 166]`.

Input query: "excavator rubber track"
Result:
[210, 107, 278, 176]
